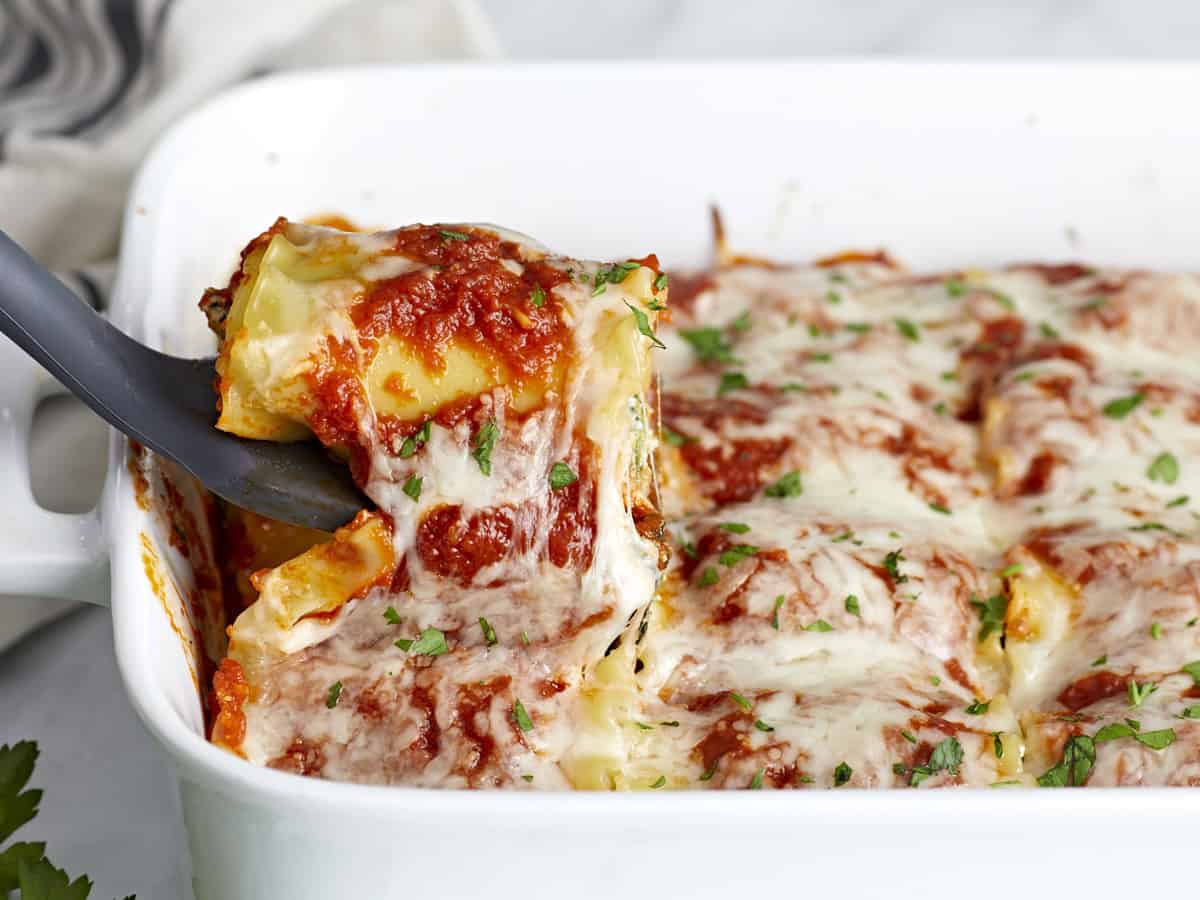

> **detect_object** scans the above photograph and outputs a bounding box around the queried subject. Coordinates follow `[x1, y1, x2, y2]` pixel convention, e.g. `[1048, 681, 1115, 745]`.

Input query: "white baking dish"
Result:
[4, 62, 1200, 899]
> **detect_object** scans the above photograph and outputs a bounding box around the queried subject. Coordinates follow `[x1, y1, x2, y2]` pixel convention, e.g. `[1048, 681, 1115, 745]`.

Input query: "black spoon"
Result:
[0, 229, 365, 531]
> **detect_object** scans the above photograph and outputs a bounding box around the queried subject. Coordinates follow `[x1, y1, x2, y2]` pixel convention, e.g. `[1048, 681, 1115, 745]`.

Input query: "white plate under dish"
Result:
[4, 62, 1199, 899]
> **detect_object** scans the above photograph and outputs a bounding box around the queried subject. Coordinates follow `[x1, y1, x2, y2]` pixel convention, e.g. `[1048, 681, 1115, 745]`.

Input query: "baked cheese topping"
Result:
[206, 225, 1200, 789]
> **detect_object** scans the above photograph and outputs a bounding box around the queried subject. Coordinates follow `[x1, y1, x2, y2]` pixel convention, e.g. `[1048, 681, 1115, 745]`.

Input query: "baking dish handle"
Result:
[0, 338, 107, 602]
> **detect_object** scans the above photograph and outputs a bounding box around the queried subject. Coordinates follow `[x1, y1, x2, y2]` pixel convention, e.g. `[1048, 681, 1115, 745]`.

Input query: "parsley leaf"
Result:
[1102, 394, 1144, 419]
[999, 563, 1023, 578]
[717, 371, 749, 395]
[0, 741, 41, 845]
[650, 776, 667, 790]
[833, 762, 852, 787]
[1093, 722, 1135, 743]
[1127, 680, 1158, 708]
[729, 311, 752, 332]
[479, 617, 497, 646]
[697, 566, 719, 587]
[970, 593, 1008, 641]
[399, 420, 431, 458]
[662, 427, 694, 447]
[471, 419, 498, 476]
[1039, 321, 1060, 339]
[1180, 704, 1200, 720]
[749, 768, 765, 789]
[678, 327, 737, 364]
[763, 471, 803, 498]
[965, 699, 989, 715]
[729, 691, 752, 711]
[804, 620, 834, 633]
[845, 594, 861, 616]
[1182, 660, 1200, 683]
[901, 730, 917, 744]
[530, 284, 546, 308]
[928, 737, 964, 775]
[718, 544, 758, 566]
[719, 522, 751, 534]
[439, 229, 470, 241]
[882, 549, 909, 584]
[929, 503, 951, 515]
[1147, 452, 1180, 485]
[625, 301, 665, 349]
[1134, 728, 1176, 750]
[754, 720, 775, 733]
[944, 278, 968, 298]
[326, 681, 343, 709]
[771, 595, 785, 629]
[654, 272, 669, 292]
[1037, 734, 1096, 787]
[512, 700, 534, 732]
[894, 318, 920, 341]
[402, 474, 422, 502]
[400, 627, 449, 657]
[549, 462, 577, 490]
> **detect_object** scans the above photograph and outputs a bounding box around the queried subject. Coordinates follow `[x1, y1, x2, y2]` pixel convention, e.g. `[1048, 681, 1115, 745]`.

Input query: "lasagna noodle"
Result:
[207, 221, 668, 786]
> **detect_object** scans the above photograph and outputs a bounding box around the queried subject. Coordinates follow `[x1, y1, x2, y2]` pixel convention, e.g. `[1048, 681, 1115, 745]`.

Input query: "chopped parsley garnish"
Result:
[397, 627, 450, 656]
[882, 549, 909, 584]
[399, 420, 431, 458]
[699, 762, 718, 782]
[901, 729, 917, 743]
[970, 593, 1009, 641]
[402, 474, 422, 502]
[471, 419, 498, 476]
[1039, 739, 1095, 788]
[650, 776, 667, 789]
[719, 522, 751, 534]
[845, 594, 861, 616]
[521, 774, 534, 782]
[930, 675, 941, 686]
[833, 762, 852, 787]
[825, 290, 842, 305]
[512, 699, 534, 732]
[1151, 622, 1163, 640]
[846, 322, 873, 334]
[749, 768, 765, 790]
[662, 426, 694, 447]
[929, 503, 951, 515]
[1181, 705, 1200, 720]
[965, 699, 990, 715]
[1082, 296, 1108, 310]
[1167, 495, 1189, 508]
[326, 681, 343, 709]
[439, 229, 470, 241]
[1182, 660, 1200, 684]
[729, 311, 752, 332]
[1039, 321, 1060, 339]
[679, 327, 737, 364]
[1134, 729, 1177, 750]
[697, 566, 719, 587]
[625, 301, 665, 349]
[894, 318, 920, 341]
[809, 352, 834, 363]
[771, 595, 785, 629]
[944, 278, 967, 298]
[999, 562, 1024, 578]
[832, 531, 854, 543]
[717, 371, 749, 395]
[549, 462, 577, 490]
[521, 630, 531, 645]
[1131, 522, 1166, 532]
[993, 733, 1004, 758]
[1102, 393, 1144, 419]
[718, 544, 758, 566]
[1127, 680, 1158, 708]
[990, 290, 1016, 310]
[754, 720, 774, 733]
[592, 261, 641, 296]
[634, 722, 654, 731]
[729, 691, 753, 711]
[530, 284, 546, 308]
[1147, 452, 1180, 485]
[383, 606, 402, 625]
[927, 736, 964, 774]
[681, 541, 698, 559]
[479, 617, 497, 646]
[1091, 654, 1107, 667]
[804, 620, 834, 633]
[763, 470, 803, 498]
[654, 272, 669, 292]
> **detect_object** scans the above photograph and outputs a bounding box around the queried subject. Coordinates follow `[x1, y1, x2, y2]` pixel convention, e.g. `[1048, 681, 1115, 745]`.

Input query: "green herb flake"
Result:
[479, 617, 497, 646]
[929, 503, 951, 515]
[730, 691, 752, 711]
[882, 549, 909, 584]
[965, 699, 990, 715]
[1180, 705, 1200, 720]
[625, 301, 665, 349]
[845, 594, 861, 617]
[771, 595, 785, 629]
[1151, 622, 1163, 640]
[326, 681, 343, 709]
[719, 522, 751, 534]
[717, 371, 749, 395]
[699, 762, 719, 782]
[394, 638, 413, 651]
[1039, 321, 1060, 339]
[970, 593, 1009, 642]
[894, 318, 921, 341]
[1167, 495, 1189, 508]
[718, 544, 758, 567]
[471, 419, 498, 476]
[1091, 654, 1107, 667]
[634, 722, 654, 731]
[1102, 393, 1144, 419]
[1134, 728, 1177, 750]
[399, 420, 432, 458]
[825, 290, 842, 305]
[383, 606, 402, 625]
[809, 351, 833, 363]
[901, 730, 917, 744]
[521, 774, 534, 782]
[1127, 680, 1158, 708]
[944, 278, 968, 298]
[930, 675, 941, 686]
[846, 322, 873, 334]
[748, 768, 765, 790]
[697, 566, 720, 588]
[679, 327, 737, 364]
[833, 762, 853, 787]
[402, 474, 422, 502]
[439, 229, 470, 241]
[549, 461, 577, 490]
[512, 699, 534, 732]
[805, 619, 834, 633]
[1182, 660, 1200, 684]
[928, 737, 964, 775]
[402, 628, 449, 657]
[1147, 452, 1180, 485]
[729, 311, 752, 332]
[521, 630, 531, 646]
[530, 284, 546, 308]
[654, 272, 669, 292]
[993, 733, 1004, 758]
[650, 775, 667, 789]
[662, 427, 694, 447]
[763, 470, 803, 498]
[1094, 722, 1135, 743]
[1000, 563, 1024, 578]
[754, 720, 774, 733]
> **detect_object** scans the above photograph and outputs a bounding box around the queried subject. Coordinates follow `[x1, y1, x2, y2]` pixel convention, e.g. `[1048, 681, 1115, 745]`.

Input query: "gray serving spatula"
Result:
[0, 229, 365, 531]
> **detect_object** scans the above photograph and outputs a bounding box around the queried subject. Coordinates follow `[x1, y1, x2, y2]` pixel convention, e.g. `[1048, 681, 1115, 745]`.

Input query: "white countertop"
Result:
[5, 2, 1200, 897]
